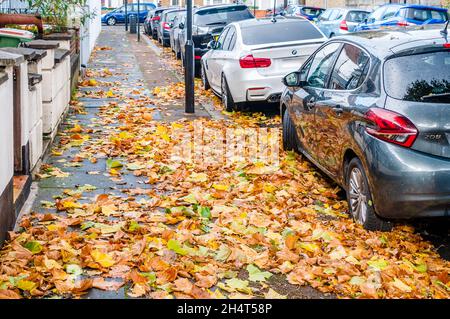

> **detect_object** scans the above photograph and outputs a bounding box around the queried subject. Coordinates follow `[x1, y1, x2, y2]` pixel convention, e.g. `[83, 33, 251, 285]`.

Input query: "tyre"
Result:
[176, 49, 181, 59]
[201, 63, 210, 90]
[107, 17, 117, 26]
[221, 75, 235, 112]
[152, 30, 157, 40]
[282, 109, 298, 151]
[346, 157, 392, 231]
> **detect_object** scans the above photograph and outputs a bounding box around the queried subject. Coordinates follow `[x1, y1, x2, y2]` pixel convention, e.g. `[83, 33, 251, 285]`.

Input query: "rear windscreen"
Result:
[241, 21, 323, 45]
[301, 7, 323, 16]
[194, 6, 253, 26]
[384, 50, 450, 103]
[404, 8, 448, 22]
[165, 11, 181, 22]
[346, 11, 369, 22]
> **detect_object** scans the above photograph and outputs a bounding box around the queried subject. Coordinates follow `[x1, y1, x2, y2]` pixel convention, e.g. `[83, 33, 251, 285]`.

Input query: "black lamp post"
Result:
[125, 0, 128, 31]
[137, 0, 141, 41]
[184, 0, 195, 113]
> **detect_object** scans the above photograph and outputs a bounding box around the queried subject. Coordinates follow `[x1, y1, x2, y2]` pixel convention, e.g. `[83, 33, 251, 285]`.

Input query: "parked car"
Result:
[101, 3, 156, 26]
[316, 8, 370, 37]
[144, 6, 176, 40]
[283, 5, 325, 21]
[280, 25, 450, 231]
[158, 8, 184, 47]
[355, 4, 448, 31]
[179, 4, 254, 73]
[201, 18, 327, 111]
[170, 11, 187, 59]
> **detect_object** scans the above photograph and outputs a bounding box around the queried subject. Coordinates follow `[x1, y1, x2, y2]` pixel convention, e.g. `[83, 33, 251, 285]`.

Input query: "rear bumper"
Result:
[363, 134, 450, 219]
[227, 70, 286, 103]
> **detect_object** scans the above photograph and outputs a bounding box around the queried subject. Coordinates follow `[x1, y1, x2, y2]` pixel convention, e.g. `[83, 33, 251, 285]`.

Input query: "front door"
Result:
[314, 43, 371, 176]
[290, 42, 341, 160]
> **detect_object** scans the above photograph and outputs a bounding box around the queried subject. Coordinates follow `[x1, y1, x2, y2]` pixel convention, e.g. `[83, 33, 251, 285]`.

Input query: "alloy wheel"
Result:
[349, 167, 368, 225]
[107, 18, 116, 26]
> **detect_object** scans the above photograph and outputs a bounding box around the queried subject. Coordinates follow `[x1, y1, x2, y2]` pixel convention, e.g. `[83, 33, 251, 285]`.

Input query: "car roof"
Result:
[378, 3, 447, 11]
[237, 17, 316, 29]
[323, 7, 369, 12]
[334, 25, 448, 59]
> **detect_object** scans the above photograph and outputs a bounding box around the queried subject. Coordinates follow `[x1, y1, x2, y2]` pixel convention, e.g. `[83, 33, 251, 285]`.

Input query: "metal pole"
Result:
[137, 0, 140, 41]
[125, 0, 128, 31]
[184, 0, 195, 113]
[253, 0, 256, 17]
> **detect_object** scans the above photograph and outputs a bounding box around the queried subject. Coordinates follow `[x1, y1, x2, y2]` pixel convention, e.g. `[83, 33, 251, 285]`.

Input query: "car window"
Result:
[216, 28, 229, 50]
[222, 27, 235, 51]
[367, 6, 386, 23]
[194, 5, 253, 26]
[329, 44, 370, 90]
[305, 42, 341, 88]
[302, 7, 322, 16]
[346, 11, 369, 23]
[382, 6, 399, 19]
[241, 21, 323, 45]
[384, 50, 450, 103]
[404, 8, 448, 22]
[328, 9, 340, 21]
[318, 9, 332, 21]
[228, 29, 237, 51]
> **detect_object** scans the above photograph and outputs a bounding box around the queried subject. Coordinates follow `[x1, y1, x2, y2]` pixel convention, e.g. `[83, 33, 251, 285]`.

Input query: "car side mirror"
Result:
[363, 18, 368, 24]
[179, 22, 184, 29]
[207, 40, 216, 50]
[283, 72, 306, 87]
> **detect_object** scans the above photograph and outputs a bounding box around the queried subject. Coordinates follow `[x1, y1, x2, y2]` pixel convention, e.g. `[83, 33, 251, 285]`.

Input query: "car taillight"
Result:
[239, 55, 271, 68]
[444, 43, 450, 48]
[151, 16, 160, 21]
[162, 22, 171, 30]
[365, 108, 418, 148]
[340, 20, 348, 31]
[397, 20, 410, 26]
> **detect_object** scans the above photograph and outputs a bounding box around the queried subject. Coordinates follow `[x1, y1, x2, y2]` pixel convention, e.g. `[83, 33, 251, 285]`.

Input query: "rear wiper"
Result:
[204, 21, 227, 25]
[421, 93, 450, 102]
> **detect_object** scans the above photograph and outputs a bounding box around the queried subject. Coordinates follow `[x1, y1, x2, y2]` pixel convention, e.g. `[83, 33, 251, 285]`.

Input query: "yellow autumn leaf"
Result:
[298, 242, 320, 253]
[17, 280, 36, 291]
[91, 250, 115, 268]
[212, 184, 229, 191]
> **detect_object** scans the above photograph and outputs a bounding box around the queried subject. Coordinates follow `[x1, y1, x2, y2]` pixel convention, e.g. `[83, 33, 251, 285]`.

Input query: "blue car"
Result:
[355, 4, 448, 31]
[101, 3, 156, 26]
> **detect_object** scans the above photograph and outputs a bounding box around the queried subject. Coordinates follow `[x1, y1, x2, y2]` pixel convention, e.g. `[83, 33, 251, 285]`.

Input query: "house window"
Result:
[172, 0, 179, 5]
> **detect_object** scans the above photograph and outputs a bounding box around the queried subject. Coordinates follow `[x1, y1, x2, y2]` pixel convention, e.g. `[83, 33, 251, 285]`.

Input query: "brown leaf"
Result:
[0, 289, 21, 299]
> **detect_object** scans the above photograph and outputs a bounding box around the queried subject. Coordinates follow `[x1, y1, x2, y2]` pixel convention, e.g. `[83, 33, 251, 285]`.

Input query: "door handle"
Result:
[332, 105, 343, 115]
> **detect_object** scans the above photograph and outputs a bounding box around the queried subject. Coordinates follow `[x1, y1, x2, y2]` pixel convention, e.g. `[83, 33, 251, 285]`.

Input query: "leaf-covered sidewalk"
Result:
[0, 27, 449, 300]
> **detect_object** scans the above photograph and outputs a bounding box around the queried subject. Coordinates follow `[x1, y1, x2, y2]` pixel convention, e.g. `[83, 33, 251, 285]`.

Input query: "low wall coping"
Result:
[0, 51, 24, 67]
[25, 39, 60, 50]
[54, 48, 70, 64]
[43, 32, 74, 41]
[0, 47, 47, 62]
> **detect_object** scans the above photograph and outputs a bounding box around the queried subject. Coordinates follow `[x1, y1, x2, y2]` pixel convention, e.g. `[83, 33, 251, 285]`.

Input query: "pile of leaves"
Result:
[1, 48, 449, 300]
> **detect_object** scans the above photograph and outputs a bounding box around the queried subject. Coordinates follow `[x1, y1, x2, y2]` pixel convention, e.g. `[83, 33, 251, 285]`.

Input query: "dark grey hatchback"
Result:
[280, 25, 450, 231]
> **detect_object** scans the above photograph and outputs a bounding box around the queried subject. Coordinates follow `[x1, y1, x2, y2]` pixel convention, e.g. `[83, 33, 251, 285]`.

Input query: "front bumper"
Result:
[363, 134, 450, 219]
